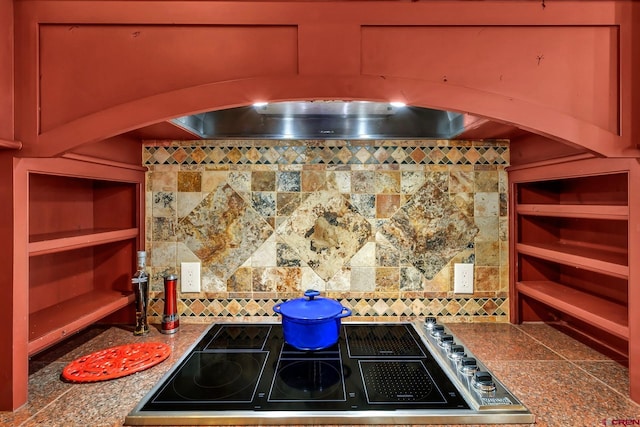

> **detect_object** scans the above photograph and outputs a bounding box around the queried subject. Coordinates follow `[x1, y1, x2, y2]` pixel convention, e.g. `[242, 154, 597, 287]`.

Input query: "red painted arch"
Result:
[35, 75, 625, 158]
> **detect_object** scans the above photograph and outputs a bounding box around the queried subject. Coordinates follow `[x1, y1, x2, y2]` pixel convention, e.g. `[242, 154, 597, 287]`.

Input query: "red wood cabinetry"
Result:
[509, 157, 640, 401]
[15, 157, 145, 355]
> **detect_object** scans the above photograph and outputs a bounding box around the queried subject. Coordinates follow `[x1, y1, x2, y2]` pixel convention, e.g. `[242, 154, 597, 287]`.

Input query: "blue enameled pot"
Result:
[273, 289, 352, 351]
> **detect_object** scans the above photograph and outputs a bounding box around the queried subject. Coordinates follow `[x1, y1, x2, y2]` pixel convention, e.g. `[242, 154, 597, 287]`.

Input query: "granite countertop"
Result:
[2, 320, 639, 426]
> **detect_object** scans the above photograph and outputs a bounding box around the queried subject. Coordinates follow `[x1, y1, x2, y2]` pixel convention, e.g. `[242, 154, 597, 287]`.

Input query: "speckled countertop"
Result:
[2, 321, 639, 427]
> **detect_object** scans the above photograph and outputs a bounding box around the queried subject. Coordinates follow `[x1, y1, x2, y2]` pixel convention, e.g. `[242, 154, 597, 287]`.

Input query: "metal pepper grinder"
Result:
[161, 274, 179, 334]
[132, 251, 150, 336]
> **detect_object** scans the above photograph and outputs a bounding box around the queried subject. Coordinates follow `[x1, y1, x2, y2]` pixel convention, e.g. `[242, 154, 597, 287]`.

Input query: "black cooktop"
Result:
[138, 323, 469, 412]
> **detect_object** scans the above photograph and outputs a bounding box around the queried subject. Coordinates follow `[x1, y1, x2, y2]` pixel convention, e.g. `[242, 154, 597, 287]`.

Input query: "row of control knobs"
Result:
[424, 317, 496, 393]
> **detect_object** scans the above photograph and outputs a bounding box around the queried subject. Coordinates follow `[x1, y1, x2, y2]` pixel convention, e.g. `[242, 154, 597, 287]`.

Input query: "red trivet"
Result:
[61, 342, 171, 383]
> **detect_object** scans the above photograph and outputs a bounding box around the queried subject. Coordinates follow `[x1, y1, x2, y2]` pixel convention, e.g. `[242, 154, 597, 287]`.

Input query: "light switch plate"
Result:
[181, 262, 201, 293]
[454, 263, 474, 294]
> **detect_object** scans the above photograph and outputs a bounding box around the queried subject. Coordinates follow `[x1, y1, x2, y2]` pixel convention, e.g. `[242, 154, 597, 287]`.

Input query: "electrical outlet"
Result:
[181, 262, 201, 292]
[454, 263, 474, 294]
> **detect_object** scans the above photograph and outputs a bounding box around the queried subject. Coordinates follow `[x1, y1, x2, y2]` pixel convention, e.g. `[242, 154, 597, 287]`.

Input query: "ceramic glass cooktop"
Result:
[126, 321, 535, 425]
[137, 323, 469, 412]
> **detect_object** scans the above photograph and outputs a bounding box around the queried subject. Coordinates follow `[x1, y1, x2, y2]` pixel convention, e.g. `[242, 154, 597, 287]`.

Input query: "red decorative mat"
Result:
[62, 342, 171, 383]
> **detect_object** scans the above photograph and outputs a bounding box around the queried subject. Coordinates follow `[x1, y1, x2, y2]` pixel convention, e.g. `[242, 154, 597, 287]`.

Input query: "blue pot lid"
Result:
[277, 290, 343, 320]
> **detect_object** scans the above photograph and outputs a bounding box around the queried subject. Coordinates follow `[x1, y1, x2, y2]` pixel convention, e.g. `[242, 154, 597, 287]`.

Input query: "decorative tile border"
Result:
[149, 297, 508, 320]
[143, 143, 509, 166]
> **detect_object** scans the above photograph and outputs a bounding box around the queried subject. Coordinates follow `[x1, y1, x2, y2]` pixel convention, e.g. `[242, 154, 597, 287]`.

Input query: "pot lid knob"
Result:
[304, 289, 321, 300]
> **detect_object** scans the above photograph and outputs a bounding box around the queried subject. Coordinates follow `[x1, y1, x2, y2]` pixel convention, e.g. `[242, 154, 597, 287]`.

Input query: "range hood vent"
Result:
[171, 101, 464, 140]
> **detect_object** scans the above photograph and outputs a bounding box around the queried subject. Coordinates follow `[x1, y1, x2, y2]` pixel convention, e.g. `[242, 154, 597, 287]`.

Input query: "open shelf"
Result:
[28, 289, 135, 355]
[28, 173, 137, 242]
[516, 281, 628, 340]
[29, 228, 139, 256]
[516, 204, 628, 220]
[516, 172, 628, 206]
[516, 242, 629, 279]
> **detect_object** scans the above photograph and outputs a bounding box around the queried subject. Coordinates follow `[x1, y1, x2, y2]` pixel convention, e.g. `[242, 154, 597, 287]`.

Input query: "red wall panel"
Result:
[361, 25, 619, 133]
[39, 25, 299, 130]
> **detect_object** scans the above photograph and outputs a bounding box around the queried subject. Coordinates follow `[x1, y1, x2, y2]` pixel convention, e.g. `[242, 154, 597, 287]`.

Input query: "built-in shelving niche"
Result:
[511, 167, 631, 360]
[26, 167, 142, 355]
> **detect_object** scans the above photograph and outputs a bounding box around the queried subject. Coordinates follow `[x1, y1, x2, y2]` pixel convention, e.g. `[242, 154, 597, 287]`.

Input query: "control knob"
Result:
[459, 357, 478, 376]
[448, 344, 466, 362]
[424, 317, 437, 330]
[430, 324, 445, 338]
[438, 334, 454, 350]
[472, 371, 496, 392]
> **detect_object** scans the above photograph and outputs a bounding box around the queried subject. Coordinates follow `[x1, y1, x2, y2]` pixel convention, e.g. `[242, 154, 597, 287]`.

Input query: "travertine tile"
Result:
[144, 140, 510, 322]
[177, 171, 201, 192]
[278, 191, 372, 281]
[382, 176, 478, 280]
[251, 170, 276, 191]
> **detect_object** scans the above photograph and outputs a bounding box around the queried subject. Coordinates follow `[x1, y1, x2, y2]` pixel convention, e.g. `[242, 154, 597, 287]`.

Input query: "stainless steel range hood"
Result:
[171, 101, 465, 139]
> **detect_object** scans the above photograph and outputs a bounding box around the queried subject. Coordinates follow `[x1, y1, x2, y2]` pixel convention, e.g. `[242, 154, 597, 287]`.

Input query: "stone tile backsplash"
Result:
[143, 139, 509, 322]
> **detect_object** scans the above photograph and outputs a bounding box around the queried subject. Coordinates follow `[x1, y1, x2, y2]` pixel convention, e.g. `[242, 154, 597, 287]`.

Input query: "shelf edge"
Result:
[62, 153, 147, 172]
[0, 138, 22, 150]
[516, 243, 629, 279]
[516, 281, 628, 340]
[29, 228, 139, 256]
[516, 204, 628, 220]
[28, 292, 135, 356]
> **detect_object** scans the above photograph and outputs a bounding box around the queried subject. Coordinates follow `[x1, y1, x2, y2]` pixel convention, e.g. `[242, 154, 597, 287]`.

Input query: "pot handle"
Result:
[337, 307, 352, 319]
[304, 289, 320, 300]
[273, 304, 282, 314]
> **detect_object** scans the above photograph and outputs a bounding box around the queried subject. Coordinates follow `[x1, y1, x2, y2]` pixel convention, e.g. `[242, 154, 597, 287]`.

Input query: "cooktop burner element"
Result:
[126, 321, 535, 425]
[204, 324, 270, 349]
[154, 351, 268, 402]
[346, 324, 425, 357]
[359, 360, 445, 403]
[269, 344, 345, 402]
